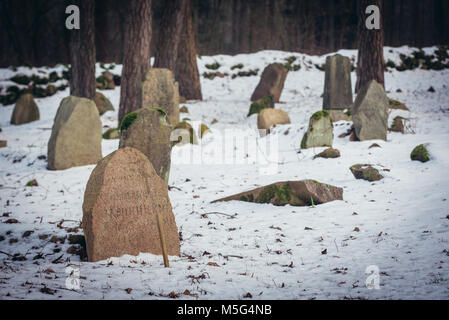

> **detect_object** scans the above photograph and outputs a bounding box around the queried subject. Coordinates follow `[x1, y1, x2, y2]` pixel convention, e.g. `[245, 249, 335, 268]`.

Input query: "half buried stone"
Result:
[212, 180, 343, 207]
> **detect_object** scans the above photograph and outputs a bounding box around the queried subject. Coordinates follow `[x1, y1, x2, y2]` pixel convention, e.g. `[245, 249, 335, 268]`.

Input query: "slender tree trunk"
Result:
[69, 0, 96, 100]
[175, 0, 202, 100]
[119, 0, 152, 122]
[355, 0, 385, 93]
[153, 0, 185, 70]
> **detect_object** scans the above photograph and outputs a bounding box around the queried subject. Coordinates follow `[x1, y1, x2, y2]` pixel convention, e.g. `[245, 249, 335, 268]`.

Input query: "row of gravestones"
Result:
[247, 55, 391, 147]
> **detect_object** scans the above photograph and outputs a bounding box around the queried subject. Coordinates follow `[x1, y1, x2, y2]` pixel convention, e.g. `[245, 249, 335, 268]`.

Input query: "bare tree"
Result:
[118, 0, 152, 122]
[175, 0, 202, 101]
[153, 0, 185, 70]
[69, 0, 96, 100]
[355, 0, 385, 93]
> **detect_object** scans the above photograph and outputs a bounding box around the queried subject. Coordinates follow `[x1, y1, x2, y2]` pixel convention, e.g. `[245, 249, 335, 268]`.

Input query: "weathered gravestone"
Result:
[47, 96, 102, 170]
[142, 68, 180, 126]
[212, 180, 343, 207]
[119, 108, 172, 184]
[352, 80, 389, 141]
[250, 63, 288, 103]
[94, 92, 114, 115]
[10, 93, 40, 125]
[257, 108, 291, 132]
[301, 111, 334, 149]
[82, 147, 180, 262]
[323, 54, 353, 111]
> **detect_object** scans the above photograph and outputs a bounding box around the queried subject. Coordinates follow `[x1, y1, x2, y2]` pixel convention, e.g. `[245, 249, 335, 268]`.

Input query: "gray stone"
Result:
[119, 107, 172, 184]
[47, 96, 102, 170]
[352, 80, 389, 141]
[323, 54, 353, 110]
[301, 111, 334, 149]
[142, 68, 180, 126]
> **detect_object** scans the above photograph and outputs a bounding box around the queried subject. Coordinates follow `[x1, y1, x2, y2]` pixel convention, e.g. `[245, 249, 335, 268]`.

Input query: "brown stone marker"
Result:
[250, 63, 288, 103]
[11, 93, 40, 125]
[82, 147, 180, 262]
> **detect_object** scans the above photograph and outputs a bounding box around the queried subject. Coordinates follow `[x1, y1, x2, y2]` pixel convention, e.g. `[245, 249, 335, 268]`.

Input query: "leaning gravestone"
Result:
[250, 63, 288, 103]
[323, 54, 353, 111]
[119, 107, 172, 184]
[352, 80, 389, 141]
[82, 147, 180, 262]
[212, 180, 343, 207]
[47, 96, 102, 170]
[301, 111, 334, 149]
[141, 68, 180, 126]
[10, 93, 40, 125]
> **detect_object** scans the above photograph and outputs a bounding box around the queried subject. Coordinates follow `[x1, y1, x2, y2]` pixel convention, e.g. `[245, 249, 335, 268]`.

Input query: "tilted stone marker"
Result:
[352, 80, 389, 141]
[250, 63, 288, 103]
[212, 180, 343, 207]
[142, 68, 180, 126]
[301, 111, 334, 149]
[323, 54, 353, 111]
[257, 108, 291, 132]
[82, 147, 180, 262]
[47, 96, 102, 170]
[119, 107, 172, 184]
[11, 93, 40, 125]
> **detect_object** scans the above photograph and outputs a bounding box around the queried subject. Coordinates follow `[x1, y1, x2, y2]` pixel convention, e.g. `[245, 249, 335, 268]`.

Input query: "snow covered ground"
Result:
[0, 47, 449, 300]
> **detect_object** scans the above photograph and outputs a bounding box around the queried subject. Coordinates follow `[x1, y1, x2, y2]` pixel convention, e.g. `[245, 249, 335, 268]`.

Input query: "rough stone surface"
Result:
[142, 68, 180, 126]
[350, 164, 383, 182]
[0, 140, 6, 148]
[94, 92, 114, 115]
[301, 111, 334, 149]
[352, 80, 389, 141]
[329, 110, 352, 122]
[11, 93, 40, 125]
[212, 180, 343, 207]
[47, 96, 102, 170]
[119, 108, 172, 184]
[323, 54, 353, 110]
[257, 108, 291, 131]
[313, 147, 341, 159]
[82, 147, 180, 262]
[250, 63, 288, 103]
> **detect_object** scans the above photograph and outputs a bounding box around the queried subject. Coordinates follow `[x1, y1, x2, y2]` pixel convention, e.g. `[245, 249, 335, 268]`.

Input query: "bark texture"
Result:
[355, 0, 385, 93]
[118, 0, 152, 123]
[175, 0, 202, 100]
[152, 0, 185, 70]
[69, 0, 96, 100]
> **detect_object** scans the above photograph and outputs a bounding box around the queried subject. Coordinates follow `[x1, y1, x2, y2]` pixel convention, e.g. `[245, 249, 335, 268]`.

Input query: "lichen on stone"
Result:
[411, 144, 430, 163]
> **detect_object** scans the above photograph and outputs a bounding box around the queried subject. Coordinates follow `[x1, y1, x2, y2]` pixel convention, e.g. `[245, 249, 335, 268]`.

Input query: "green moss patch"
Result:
[247, 95, 274, 117]
[119, 112, 138, 133]
[411, 144, 430, 163]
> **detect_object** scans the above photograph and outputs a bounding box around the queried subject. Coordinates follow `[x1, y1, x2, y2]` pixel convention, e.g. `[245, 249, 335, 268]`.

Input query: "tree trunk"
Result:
[175, 0, 202, 101]
[118, 0, 152, 123]
[153, 0, 185, 70]
[69, 0, 96, 101]
[355, 0, 385, 93]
